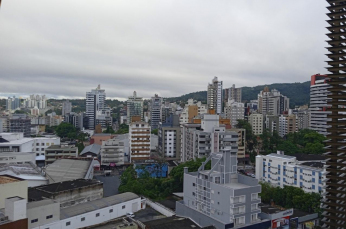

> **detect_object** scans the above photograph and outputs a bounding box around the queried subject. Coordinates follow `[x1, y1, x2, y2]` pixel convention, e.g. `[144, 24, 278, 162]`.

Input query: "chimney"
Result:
[184, 167, 188, 174]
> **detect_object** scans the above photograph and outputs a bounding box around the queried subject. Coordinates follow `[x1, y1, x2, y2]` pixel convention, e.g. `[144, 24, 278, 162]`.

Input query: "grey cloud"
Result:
[0, 0, 328, 99]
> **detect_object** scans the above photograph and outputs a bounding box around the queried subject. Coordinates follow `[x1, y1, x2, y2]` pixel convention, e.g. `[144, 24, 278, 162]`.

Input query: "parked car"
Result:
[126, 212, 135, 218]
[250, 174, 256, 178]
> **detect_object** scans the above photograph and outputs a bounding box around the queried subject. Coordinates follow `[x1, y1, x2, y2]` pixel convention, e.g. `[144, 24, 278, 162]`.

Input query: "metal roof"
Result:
[45, 159, 93, 183]
[60, 192, 139, 219]
[80, 144, 101, 155]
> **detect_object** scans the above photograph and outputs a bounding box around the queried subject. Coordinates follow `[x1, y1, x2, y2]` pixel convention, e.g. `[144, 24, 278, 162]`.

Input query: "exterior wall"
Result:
[0, 152, 35, 164]
[224, 100, 245, 128]
[27, 202, 60, 229]
[256, 154, 325, 193]
[0, 218, 28, 229]
[249, 114, 263, 135]
[34, 138, 60, 157]
[129, 122, 151, 162]
[33, 197, 142, 229]
[45, 146, 78, 165]
[127, 92, 144, 124]
[86, 86, 106, 130]
[309, 75, 330, 136]
[90, 135, 113, 145]
[207, 77, 223, 114]
[0, 180, 28, 208]
[101, 138, 125, 166]
[150, 95, 162, 130]
[229, 129, 246, 160]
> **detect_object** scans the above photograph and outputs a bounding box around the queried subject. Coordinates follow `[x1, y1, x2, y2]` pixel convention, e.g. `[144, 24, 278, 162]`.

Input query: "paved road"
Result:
[94, 175, 121, 197]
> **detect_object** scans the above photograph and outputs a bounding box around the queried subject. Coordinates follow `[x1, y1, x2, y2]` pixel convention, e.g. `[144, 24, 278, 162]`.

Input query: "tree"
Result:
[103, 125, 115, 134]
[55, 122, 77, 138]
[151, 129, 158, 135]
[116, 123, 129, 134]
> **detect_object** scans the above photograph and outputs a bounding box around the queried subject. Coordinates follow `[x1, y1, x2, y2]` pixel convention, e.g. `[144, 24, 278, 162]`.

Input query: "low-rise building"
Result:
[27, 199, 60, 229]
[255, 151, 326, 193]
[33, 192, 143, 229]
[28, 179, 103, 208]
[101, 138, 125, 166]
[0, 152, 36, 164]
[0, 175, 28, 209]
[0, 163, 48, 187]
[45, 159, 95, 183]
[45, 145, 78, 165]
[0, 197, 28, 229]
[80, 144, 101, 158]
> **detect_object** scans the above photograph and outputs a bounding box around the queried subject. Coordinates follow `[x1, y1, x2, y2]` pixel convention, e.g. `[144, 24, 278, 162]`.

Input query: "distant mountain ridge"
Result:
[166, 81, 311, 108]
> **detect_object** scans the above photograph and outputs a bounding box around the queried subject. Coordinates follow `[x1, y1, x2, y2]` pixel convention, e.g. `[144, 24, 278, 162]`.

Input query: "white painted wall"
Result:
[0, 180, 28, 208]
[34, 197, 142, 229]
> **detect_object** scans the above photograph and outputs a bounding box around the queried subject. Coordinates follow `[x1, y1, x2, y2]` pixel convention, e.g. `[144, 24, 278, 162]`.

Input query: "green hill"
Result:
[166, 81, 311, 108]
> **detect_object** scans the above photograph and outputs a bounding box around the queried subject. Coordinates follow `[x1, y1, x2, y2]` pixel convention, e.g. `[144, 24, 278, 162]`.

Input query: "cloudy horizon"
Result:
[0, 0, 329, 100]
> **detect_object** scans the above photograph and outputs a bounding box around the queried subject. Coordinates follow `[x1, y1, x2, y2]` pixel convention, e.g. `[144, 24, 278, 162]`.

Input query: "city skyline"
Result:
[0, 0, 328, 99]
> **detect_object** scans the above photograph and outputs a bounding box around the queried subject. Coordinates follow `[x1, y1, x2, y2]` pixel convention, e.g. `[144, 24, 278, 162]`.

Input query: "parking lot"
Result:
[94, 174, 121, 197]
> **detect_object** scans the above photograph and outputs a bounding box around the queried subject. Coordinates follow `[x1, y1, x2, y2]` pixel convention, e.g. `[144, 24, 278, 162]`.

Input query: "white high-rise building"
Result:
[249, 113, 264, 135]
[309, 74, 331, 136]
[207, 77, 223, 114]
[127, 91, 144, 124]
[62, 100, 72, 116]
[24, 95, 47, 109]
[86, 85, 106, 130]
[224, 99, 245, 127]
[258, 87, 289, 116]
[179, 99, 208, 124]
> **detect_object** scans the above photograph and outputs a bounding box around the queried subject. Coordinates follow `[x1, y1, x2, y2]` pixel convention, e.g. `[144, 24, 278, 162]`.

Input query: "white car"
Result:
[126, 212, 135, 218]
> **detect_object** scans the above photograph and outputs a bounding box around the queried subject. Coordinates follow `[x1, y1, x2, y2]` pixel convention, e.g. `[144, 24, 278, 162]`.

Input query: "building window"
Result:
[46, 215, 53, 219]
[192, 192, 195, 196]
[66, 222, 71, 226]
[81, 217, 85, 221]
[41, 148, 44, 151]
[31, 219, 38, 223]
[109, 209, 113, 213]
[122, 205, 126, 209]
[96, 213, 100, 217]
[193, 183, 195, 186]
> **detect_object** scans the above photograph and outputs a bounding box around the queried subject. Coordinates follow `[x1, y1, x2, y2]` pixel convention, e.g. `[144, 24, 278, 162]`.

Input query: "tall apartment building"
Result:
[207, 77, 223, 114]
[64, 112, 86, 130]
[255, 152, 325, 193]
[248, 113, 264, 135]
[292, 107, 310, 130]
[181, 114, 239, 162]
[309, 74, 330, 136]
[161, 102, 173, 124]
[258, 87, 289, 116]
[265, 115, 279, 134]
[176, 150, 262, 229]
[24, 95, 47, 109]
[224, 84, 242, 103]
[100, 137, 125, 166]
[323, 2, 346, 226]
[127, 91, 144, 124]
[6, 96, 20, 110]
[179, 99, 208, 124]
[158, 114, 181, 159]
[129, 122, 151, 162]
[224, 99, 245, 128]
[9, 115, 31, 137]
[62, 100, 72, 116]
[229, 128, 248, 165]
[150, 94, 162, 130]
[86, 85, 106, 130]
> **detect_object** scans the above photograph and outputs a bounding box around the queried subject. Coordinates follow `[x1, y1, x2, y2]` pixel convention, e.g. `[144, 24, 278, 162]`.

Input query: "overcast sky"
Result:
[0, 0, 329, 100]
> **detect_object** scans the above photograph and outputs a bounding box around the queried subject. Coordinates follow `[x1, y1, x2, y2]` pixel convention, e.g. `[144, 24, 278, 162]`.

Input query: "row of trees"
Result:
[54, 122, 88, 152]
[260, 182, 322, 215]
[235, 120, 326, 161]
[118, 157, 210, 200]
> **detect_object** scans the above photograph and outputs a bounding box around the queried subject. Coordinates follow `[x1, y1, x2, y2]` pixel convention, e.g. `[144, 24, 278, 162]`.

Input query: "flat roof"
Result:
[260, 204, 285, 214]
[27, 199, 56, 209]
[223, 182, 250, 190]
[266, 153, 296, 160]
[144, 216, 203, 229]
[60, 192, 139, 219]
[45, 159, 93, 183]
[300, 162, 324, 168]
[46, 145, 77, 151]
[28, 179, 102, 201]
[0, 175, 22, 184]
[0, 138, 33, 145]
[293, 154, 326, 161]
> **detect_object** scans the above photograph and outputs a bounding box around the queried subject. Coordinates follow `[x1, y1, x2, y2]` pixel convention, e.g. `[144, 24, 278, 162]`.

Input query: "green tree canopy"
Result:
[55, 122, 77, 138]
